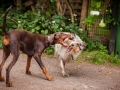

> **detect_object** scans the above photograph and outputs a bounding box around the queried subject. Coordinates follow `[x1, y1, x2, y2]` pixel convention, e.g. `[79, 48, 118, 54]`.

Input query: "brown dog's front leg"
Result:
[26, 55, 32, 74]
[33, 54, 53, 81]
[42, 67, 53, 81]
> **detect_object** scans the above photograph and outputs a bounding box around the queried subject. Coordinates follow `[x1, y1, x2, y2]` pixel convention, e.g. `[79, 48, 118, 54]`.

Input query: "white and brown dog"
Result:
[54, 32, 86, 77]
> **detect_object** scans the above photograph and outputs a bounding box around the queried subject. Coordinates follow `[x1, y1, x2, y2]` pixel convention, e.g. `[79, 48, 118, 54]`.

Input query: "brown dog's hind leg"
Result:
[0, 48, 10, 81]
[6, 43, 20, 87]
[6, 53, 19, 87]
[33, 54, 53, 81]
[26, 55, 32, 74]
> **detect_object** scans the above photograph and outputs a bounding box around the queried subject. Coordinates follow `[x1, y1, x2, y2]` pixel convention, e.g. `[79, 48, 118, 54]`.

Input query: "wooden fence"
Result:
[24, 0, 83, 22]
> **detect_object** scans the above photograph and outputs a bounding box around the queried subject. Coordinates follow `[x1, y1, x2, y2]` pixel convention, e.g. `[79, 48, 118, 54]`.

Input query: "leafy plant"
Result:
[44, 46, 55, 55]
[84, 14, 102, 26]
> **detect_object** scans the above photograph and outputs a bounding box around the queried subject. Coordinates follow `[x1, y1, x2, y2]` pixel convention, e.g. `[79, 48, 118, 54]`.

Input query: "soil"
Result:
[0, 49, 120, 90]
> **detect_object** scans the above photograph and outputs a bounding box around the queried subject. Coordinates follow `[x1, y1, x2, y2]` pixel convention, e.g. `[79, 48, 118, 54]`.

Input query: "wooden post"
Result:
[108, 0, 119, 54]
[80, 0, 90, 30]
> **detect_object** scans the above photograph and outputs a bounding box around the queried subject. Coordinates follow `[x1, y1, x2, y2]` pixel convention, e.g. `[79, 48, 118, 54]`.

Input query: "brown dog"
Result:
[0, 5, 71, 87]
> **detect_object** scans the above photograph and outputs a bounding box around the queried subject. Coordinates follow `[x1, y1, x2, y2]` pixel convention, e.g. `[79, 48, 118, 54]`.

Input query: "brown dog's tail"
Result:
[2, 5, 12, 36]
[2, 5, 12, 45]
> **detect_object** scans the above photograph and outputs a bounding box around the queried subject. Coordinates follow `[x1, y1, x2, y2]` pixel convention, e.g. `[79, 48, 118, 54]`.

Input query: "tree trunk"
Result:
[80, 0, 90, 30]
[31, 5, 36, 12]
[56, 0, 74, 22]
[16, 0, 22, 10]
[89, 0, 110, 37]
[109, 0, 119, 54]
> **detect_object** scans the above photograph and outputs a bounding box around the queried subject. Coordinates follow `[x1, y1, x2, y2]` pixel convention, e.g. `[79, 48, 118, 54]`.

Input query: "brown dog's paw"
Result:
[26, 70, 31, 75]
[47, 75, 54, 81]
[0, 76, 5, 81]
[6, 81, 13, 87]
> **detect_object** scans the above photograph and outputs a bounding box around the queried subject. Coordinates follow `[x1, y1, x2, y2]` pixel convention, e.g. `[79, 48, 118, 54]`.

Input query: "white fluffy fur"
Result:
[54, 32, 86, 76]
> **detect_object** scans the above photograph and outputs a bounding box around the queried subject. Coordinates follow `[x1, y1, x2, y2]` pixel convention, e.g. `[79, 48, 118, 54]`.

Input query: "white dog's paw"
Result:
[62, 73, 69, 77]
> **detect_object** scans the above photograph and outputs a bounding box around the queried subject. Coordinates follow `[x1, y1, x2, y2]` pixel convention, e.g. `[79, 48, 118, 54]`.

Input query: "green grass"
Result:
[74, 50, 120, 66]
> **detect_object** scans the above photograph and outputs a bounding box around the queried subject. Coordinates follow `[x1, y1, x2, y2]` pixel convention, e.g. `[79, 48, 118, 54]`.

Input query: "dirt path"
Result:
[0, 49, 120, 90]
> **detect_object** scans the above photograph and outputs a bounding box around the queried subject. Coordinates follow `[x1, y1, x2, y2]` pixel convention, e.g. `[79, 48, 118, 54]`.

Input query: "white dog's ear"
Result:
[70, 32, 75, 37]
[69, 32, 76, 40]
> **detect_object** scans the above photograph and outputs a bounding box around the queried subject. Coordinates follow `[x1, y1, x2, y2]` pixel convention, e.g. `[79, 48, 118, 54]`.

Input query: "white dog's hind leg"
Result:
[60, 59, 69, 77]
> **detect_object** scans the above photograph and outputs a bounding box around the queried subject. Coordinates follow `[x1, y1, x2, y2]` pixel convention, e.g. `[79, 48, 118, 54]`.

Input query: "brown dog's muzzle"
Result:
[55, 34, 71, 46]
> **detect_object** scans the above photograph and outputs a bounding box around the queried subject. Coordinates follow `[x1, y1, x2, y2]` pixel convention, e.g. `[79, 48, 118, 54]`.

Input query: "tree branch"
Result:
[65, 0, 74, 23]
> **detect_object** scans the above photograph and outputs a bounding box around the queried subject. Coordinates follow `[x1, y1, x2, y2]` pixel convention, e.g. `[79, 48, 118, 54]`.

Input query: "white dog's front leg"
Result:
[60, 59, 69, 77]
